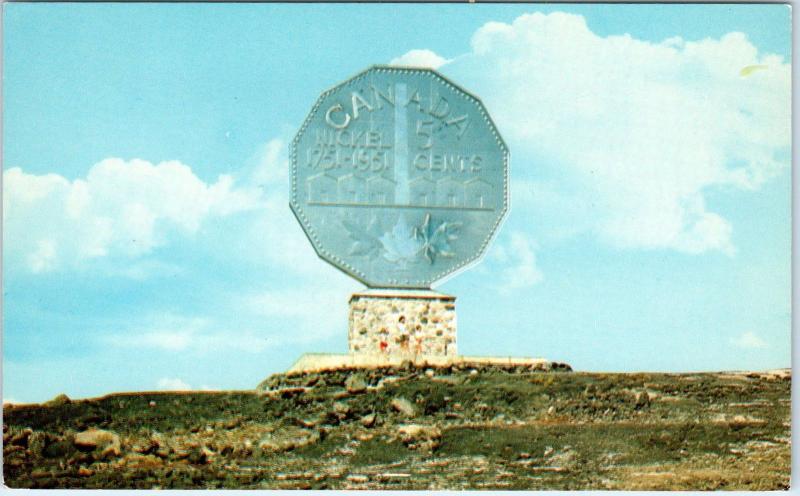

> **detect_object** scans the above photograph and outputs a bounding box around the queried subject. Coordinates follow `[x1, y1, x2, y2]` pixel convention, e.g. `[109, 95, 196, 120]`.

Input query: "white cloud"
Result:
[156, 377, 192, 391]
[138, 331, 195, 351]
[105, 259, 185, 281]
[25, 140, 361, 355]
[244, 277, 360, 343]
[731, 331, 768, 349]
[3, 158, 263, 273]
[390, 49, 451, 69]
[102, 313, 275, 354]
[441, 12, 790, 255]
[251, 138, 289, 188]
[490, 231, 544, 292]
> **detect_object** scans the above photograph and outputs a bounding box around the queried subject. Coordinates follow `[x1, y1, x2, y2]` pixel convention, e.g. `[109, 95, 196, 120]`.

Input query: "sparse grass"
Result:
[349, 437, 408, 466]
[3, 367, 790, 489]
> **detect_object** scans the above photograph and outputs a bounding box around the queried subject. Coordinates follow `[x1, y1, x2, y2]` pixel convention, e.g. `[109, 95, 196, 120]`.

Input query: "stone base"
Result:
[287, 353, 553, 375]
[348, 289, 457, 357]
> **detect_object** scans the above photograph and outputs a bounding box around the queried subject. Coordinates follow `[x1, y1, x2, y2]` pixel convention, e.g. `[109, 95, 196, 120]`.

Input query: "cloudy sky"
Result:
[3, 4, 791, 403]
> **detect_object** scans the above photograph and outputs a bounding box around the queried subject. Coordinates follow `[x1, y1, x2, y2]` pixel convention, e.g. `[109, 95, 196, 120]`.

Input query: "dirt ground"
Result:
[3, 364, 790, 489]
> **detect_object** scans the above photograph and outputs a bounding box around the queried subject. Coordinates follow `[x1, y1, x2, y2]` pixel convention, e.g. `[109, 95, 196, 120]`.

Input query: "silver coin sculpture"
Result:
[291, 66, 509, 288]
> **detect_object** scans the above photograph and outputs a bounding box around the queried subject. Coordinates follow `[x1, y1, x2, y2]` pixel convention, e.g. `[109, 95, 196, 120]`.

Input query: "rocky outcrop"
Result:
[2, 369, 790, 490]
[74, 429, 121, 458]
[390, 397, 416, 417]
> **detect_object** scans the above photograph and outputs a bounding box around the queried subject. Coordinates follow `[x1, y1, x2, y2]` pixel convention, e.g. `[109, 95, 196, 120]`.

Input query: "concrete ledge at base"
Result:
[349, 289, 455, 302]
[287, 353, 552, 375]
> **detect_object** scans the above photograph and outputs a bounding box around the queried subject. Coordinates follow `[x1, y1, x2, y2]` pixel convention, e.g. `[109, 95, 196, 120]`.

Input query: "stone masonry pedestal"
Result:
[348, 289, 457, 358]
[285, 289, 557, 375]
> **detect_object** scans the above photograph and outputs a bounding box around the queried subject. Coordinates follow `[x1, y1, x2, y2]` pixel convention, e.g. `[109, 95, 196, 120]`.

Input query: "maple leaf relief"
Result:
[416, 213, 461, 264]
[379, 214, 424, 266]
[342, 217, 382, 257]
[342, 213, 460, 267]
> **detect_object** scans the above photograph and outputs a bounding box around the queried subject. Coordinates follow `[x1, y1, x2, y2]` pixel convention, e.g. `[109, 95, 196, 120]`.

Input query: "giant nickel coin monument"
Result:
[289, 66, 536, 371]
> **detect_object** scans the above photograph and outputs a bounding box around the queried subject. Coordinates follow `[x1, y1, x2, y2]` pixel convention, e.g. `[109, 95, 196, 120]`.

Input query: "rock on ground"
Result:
[391, 397, 417, 417]
[73, 429, 121, 458]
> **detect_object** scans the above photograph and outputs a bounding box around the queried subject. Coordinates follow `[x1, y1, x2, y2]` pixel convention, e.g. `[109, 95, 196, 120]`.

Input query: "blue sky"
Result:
[3, 3, 791, 403]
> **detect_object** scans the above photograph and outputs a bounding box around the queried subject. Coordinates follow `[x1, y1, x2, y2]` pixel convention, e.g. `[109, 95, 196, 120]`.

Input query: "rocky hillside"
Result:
[2, 364, 790, 490]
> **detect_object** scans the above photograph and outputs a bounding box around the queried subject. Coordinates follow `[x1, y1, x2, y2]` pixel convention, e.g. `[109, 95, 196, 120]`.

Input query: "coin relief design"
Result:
[343, 213, 461, 267]
[291, 66, 508, 288]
